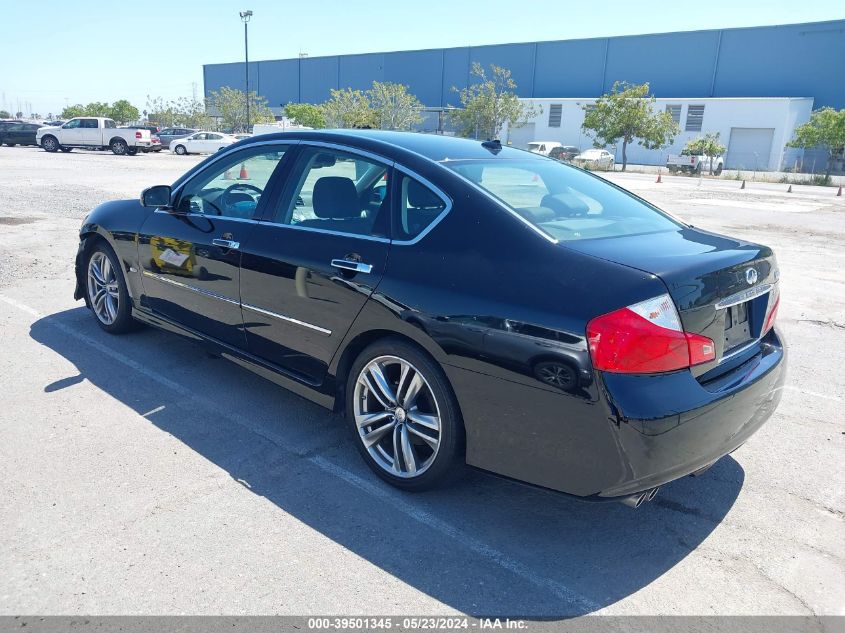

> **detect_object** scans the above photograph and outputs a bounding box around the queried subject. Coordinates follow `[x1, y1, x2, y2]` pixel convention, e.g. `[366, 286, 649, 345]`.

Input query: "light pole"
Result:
[239, 10, 253, 132]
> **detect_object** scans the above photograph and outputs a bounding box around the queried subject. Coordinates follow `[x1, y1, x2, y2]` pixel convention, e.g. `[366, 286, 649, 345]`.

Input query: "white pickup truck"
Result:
[36, 117, 153, 155]
[666, 151, 724, 175]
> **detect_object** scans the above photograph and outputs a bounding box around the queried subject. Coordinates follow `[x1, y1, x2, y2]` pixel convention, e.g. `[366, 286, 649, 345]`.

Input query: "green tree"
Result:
[14, 111, 23, 118]
[84, 101, 112, 117]
[60, 104, 86, 119]
[787, 107, 845, 180]
[207, 87, 275, 132]
[683, 133, 727, 174]
[173, 96, 212, 129]
[366, 81, 423, 131]
[0, 110, 10, 118]
[108, 99, 140, 125]
[449, 63, 539, 140]
[284, 102, 326, 128]
[321, 88, 376, 129]
[581, 82, 679, 171]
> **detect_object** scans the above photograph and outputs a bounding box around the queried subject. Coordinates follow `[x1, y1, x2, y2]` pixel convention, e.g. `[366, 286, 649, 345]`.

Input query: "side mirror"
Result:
[140, 185, 172, 208]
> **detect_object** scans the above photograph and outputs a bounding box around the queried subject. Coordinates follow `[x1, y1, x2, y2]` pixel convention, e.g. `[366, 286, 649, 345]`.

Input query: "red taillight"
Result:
[764, 295, 780, 333]
[135, 131, 142, 139]
[587, 294, 715, 374]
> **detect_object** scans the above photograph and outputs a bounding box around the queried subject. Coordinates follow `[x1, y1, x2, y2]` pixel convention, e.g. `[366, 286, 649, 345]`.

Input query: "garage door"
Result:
[506, 123, 536, 150]
[725, 128, 775, 171]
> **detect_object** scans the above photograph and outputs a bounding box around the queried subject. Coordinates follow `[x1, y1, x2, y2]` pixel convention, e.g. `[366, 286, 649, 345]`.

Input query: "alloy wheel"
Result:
[87, 251, 120, 325]
[353, 355, 442, 478]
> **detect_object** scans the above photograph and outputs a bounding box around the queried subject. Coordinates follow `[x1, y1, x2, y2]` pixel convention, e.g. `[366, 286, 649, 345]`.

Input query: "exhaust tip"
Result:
[647, 487, 660, 501]
[619, 492, 647, 508]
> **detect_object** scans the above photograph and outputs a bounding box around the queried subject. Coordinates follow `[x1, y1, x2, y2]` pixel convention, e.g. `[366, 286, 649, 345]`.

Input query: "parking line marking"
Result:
[0, 293, 600, 613]
[781, 385, 842, 403]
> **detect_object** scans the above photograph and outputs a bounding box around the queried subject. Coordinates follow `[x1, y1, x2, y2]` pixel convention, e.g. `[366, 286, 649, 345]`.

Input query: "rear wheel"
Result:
[347, 340, 464, 491]
[85, 242, 136, 334]
[41, 135, 59, 152]
[174, 144, 187, 155]
[111, 139, 128, 155]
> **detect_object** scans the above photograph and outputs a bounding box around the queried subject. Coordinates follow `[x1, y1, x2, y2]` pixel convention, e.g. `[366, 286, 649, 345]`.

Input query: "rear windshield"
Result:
[442, 158, 684, 242]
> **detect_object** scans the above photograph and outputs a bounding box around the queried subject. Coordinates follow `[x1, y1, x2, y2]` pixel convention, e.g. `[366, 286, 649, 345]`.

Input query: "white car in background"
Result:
[171, 131, 237, 155]
[526, 141, 562, 156]
[572, 148, 615, 170]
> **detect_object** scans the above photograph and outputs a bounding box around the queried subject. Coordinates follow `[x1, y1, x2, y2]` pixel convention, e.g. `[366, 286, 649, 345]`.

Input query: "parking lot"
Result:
[0, 146, 843, 617]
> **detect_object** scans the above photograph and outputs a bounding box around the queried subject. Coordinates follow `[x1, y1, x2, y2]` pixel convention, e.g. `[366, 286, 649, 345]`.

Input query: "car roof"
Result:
[235, 129, 544, 163]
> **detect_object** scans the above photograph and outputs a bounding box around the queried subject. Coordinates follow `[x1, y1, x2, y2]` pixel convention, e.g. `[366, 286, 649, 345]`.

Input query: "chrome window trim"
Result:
[142, 270, 240, 306]
[392, 164, 454, 246]
[242, 303, 332, 335]
[298, 140, 395, 166]
[256, 221, 391, 244]
[152, 209, 261, 223]
[715, 283, 772, 310]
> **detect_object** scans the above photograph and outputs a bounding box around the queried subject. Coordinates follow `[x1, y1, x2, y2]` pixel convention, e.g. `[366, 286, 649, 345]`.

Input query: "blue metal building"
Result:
[203, 20, 845, 112]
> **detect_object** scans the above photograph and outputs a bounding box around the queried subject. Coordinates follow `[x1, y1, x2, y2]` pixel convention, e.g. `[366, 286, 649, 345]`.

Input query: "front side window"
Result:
[395, 174, 448, 242]
[64, 119, 81, 129]
[274, 147, 390, 238]
[176, 146, 290, 219]
[443, 159, 683, 242]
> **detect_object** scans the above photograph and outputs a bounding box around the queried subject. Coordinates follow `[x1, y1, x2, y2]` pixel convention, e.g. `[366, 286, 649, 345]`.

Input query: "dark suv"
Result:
[549, 145, 580, 162]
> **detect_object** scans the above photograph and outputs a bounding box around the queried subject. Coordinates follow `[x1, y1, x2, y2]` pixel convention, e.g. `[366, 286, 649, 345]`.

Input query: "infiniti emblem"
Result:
[745, 268, 758, 285]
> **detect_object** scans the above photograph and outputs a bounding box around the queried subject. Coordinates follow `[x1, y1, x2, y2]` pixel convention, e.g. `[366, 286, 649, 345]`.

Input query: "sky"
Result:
[1, 0, 843, 116]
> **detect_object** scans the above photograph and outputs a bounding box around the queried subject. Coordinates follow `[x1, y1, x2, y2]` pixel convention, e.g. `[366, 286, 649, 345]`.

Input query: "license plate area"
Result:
[724, 301, 752, 352]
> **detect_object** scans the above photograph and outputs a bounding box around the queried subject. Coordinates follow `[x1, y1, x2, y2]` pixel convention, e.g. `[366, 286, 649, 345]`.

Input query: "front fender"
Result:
[75, 199, 153, 303]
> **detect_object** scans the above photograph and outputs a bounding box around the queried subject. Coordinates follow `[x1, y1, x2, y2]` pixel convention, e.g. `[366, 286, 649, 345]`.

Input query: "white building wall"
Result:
[503, 97, 814, 171]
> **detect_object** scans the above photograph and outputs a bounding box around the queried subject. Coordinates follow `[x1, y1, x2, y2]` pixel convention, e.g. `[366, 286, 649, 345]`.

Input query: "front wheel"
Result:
[347, 340, 464, 491]
[85, 242, 136, 334]
[174, 144, 187, 155]
[41, 135, 59, 152]
[713, 164, 723, 176]
[111, 138, 128, 155]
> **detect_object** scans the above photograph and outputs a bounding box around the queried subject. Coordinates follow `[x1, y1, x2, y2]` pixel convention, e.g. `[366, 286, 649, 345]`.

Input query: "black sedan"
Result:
[73, 131, 786, 506]
[0, 121, 42, 146]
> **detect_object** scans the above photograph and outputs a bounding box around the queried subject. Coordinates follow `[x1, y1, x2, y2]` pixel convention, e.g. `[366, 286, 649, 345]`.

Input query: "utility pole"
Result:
[239, 10, 253, 132]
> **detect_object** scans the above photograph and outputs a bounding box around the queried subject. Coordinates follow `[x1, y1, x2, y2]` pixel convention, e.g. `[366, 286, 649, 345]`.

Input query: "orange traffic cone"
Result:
[655, 172, 662, 183]
[238, 163, 249, 180]
[787, 185, 792, 193]
[740, 180, 746, 190]
[838, 185, 842, 197]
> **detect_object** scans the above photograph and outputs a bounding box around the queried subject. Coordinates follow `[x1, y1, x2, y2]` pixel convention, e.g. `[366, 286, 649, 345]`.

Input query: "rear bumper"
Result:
[451, 328, 786, 500]
[595, 328, 786, 498]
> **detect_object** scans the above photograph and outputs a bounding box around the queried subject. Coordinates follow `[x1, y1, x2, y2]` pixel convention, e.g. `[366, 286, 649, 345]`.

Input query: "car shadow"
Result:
[31, 307, 744, 617]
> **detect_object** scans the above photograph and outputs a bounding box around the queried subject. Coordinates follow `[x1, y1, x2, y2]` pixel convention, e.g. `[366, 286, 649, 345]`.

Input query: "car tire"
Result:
[59, 147, 73, 153]
[127, 148, 138, 156]
[41, 135, 59, 152]
[84, 240, 137, 334]
[174, 144, 187, 155]
[347, 339, 464, 491]
[111, 139, 128, 155]
[5, 142, 16, 147]
[714, 164, 723, 176]
[533, 360, 578, 392]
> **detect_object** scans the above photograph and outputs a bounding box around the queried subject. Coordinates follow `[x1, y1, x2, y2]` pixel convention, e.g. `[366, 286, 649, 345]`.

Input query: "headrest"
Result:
[407, 180, 443, 209]
[312, 177, 360, 218]
[540, 193, 590, 217]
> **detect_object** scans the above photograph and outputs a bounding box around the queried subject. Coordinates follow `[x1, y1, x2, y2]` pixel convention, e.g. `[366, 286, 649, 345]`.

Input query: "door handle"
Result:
[212, 238, 240, 249]
[331, 259, 373, 274]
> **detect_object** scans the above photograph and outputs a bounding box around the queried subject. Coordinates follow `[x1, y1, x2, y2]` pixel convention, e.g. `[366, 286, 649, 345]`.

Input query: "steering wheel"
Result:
[221, 183, 263, 211]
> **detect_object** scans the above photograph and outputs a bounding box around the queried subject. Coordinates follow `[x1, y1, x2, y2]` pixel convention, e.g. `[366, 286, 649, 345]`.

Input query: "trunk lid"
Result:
[566, 227, 779, 375]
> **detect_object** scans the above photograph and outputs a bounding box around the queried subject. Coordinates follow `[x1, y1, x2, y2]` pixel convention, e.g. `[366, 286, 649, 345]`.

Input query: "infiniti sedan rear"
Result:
[74, 131, 785, 506]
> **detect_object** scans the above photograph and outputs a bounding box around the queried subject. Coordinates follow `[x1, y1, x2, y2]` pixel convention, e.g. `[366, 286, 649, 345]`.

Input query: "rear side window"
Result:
[81, 119, 98, 129]
[443, 159, 683, 242]
[104, 119, 116, 129]
[395, 174, 448, 242]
